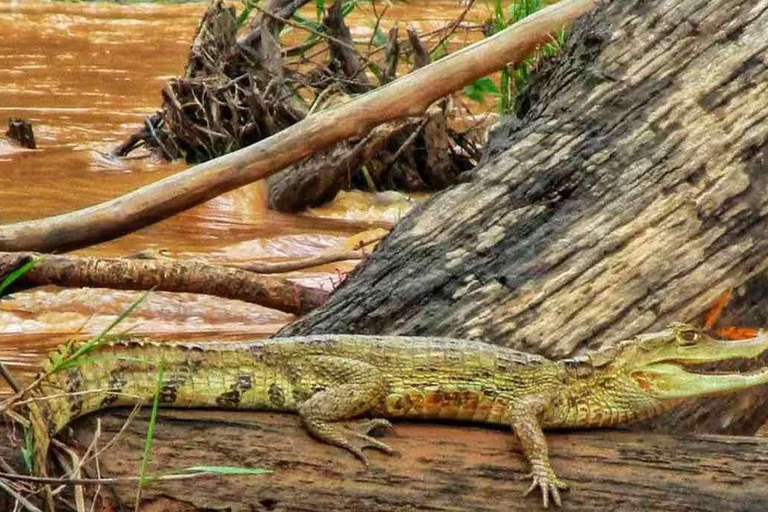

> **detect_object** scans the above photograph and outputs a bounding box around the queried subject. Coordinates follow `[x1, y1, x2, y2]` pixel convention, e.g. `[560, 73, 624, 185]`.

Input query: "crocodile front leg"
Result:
[510, 396, 569, 508]
[293, 355, 396, 466]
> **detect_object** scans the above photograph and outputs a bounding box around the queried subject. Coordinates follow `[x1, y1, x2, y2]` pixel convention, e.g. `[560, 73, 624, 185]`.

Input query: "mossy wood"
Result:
[282, 0, 768, 434]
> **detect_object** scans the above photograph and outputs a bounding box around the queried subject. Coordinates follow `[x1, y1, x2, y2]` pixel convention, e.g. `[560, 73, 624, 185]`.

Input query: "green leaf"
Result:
[137, 366, 165, 489]
[292, 12, 324, 32]
[177, 466, 272, 475]
[237, 0, 255, 28]
[341, 0, 359, 17]
[371, 26, 387, 47]
[315, 0, 324, 21]
[463, 77, 499, 102]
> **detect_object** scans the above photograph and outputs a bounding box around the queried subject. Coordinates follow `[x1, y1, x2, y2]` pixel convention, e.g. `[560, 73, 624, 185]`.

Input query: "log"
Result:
[0, 0, 599, 253]
[280, 0, 768, 435]
[0, 252, 327, 315]
[266, 119, 422, 212]
[2, 410, 768, 511]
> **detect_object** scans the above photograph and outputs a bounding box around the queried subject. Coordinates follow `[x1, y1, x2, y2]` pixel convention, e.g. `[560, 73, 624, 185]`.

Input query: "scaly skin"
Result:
[27, 324, 768, 508]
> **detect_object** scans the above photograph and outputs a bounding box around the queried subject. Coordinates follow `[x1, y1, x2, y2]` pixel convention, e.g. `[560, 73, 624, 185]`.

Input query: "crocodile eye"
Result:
[565, 358, 594, 377]
[677, 329, 699, 346]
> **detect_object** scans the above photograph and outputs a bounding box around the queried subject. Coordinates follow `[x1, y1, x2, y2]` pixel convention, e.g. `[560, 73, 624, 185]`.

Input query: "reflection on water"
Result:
[0, 0, 488, 384]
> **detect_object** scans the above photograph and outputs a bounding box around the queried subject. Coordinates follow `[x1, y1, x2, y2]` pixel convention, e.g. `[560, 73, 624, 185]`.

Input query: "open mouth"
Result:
[674, 352, 768, 376]
[629, 330, 768, 399]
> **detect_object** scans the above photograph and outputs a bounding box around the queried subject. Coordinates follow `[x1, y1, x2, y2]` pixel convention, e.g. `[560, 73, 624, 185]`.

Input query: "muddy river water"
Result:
[0, 1, 491, 382]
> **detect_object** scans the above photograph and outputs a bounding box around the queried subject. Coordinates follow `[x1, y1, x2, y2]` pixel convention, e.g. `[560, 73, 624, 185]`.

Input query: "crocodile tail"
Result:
[27, 400, 52, 477]
[28, 339, 83, 476]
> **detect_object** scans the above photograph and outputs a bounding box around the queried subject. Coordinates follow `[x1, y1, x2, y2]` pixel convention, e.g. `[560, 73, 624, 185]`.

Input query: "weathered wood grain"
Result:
[3, 410, 767, 511]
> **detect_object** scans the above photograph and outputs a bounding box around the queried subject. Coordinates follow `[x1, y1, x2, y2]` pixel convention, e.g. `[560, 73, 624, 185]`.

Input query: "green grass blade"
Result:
[341, 0, 359, 17]
[464, 77, 499, 103]
[237, 0, 256, 28]
[135, 365, 164, 507]
[21, 426, 34, 473]
[0, 256, 42, 298]
[176, 466, 271, 475]
[360, 166, 377, 192]
[50, 288, 152, 373]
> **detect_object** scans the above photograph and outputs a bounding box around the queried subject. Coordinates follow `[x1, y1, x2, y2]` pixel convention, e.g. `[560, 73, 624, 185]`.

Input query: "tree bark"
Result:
[280, 0, 768, 435]
[0, 252, 327, 315]
[3, 410, 768, 511]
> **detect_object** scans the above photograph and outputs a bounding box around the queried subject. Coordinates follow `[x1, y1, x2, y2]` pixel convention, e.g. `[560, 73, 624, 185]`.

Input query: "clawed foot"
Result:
[344, 418, 398, 466]
[523, 467, 569, 508]
[303, 416, 397, 468]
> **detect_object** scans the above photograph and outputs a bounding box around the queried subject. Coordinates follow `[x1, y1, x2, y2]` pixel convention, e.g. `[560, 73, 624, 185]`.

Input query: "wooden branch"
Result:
[2, 410, 766, 511]
[229, 251, 362, 273]
[324, 1, 373, 93]
[266, 119, 419, 212]
[228, 236, 382, 273]
[0, 253, 327, 315]
[406, 25, 432, 70]
[0, 0, 600, 253]
[382, 26, 399, 84]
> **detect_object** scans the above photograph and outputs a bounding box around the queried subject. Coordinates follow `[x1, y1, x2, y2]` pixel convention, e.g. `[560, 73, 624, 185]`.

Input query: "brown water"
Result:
[0, 0, 490, 381]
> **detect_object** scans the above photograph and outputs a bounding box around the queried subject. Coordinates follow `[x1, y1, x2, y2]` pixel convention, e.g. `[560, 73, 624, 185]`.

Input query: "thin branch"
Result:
[0, 479, 42, 512]
[230, 235, 384, 273]
[429, 0, 477, 55]
[0, 362, 21, 394]
[0, 252, 328, 315]
[253, 3, 372, 68]
[387, 117, 430, 166]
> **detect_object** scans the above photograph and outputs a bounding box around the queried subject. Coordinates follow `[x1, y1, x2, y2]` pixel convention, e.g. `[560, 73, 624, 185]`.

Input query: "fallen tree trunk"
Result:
[2, 410, 768, 511]
[281, 0, 768, 435]
[0, 0, 599, 253]
[0, 252, 327, 315]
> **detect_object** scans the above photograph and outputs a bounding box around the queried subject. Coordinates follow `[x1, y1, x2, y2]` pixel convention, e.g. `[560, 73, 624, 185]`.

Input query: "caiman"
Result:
[26, 324, 768, 508]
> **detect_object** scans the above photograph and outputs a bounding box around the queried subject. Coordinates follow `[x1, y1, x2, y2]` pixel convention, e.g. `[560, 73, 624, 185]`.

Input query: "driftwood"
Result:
[1, 410, 767, 511]
[0, 0, 599, 253]
[324, 1, 373, 94]
[5, 118, 36, 150]
[266, 118, 422, 212]
[280, 0, 768, 436]
[123, 0, 474, 212]
[263, 2, 473, 212]
[0, 252, 327, 315]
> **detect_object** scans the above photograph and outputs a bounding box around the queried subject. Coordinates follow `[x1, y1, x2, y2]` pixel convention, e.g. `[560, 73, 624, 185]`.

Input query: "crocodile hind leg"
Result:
[293, 356, 395, 466]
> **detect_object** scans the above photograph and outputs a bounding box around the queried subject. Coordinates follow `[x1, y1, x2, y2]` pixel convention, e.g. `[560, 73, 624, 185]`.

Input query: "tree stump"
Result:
[5, 118, 36, 149]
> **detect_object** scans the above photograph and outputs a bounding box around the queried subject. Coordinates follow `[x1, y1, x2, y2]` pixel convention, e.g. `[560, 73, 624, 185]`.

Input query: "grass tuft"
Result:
[465, 0, 566, 113]
[134, 365, 165, 510]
